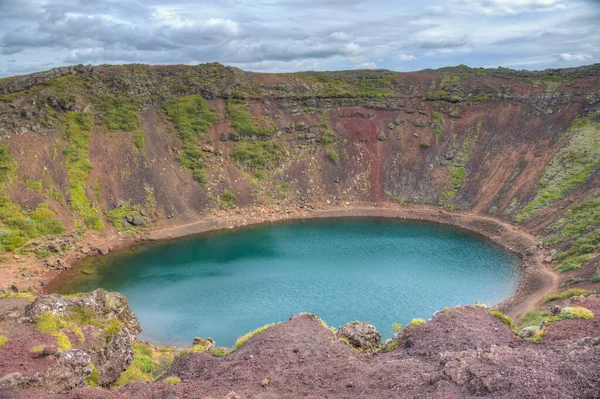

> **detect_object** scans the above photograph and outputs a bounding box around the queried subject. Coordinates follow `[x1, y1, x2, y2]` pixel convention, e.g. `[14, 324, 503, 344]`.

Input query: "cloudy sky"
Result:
[0, 0, 599, 77]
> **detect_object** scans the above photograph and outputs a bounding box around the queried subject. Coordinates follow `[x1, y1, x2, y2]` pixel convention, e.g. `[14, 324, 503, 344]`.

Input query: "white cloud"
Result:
[330, 31, 353, 41]
[399, 54, 416, 61]
[205, 18, 241, 37]
[559, 52, 592, 62]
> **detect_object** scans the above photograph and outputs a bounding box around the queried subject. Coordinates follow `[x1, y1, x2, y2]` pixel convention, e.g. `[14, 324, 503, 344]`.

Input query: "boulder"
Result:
[25, 294, 75, 319]
[518, 326, 539, 339]
[377, 133, 386, 141]
[336, 321, 381, 351]
[41, 349, 92, 393]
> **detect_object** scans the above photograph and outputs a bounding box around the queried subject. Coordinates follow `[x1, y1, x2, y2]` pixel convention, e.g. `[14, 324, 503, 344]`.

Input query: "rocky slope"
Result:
[0, 62, 599, 294]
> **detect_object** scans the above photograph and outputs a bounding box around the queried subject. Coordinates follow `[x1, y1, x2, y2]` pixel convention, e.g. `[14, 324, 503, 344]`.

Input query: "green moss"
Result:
[163, 376, 181, 385]
[63, 112, 104, 230]
[517, 119, 600, 221]
[163, 95, 217, 185]
[560, 306, 594, 320]
[53, 332, 72, 351]
[115, 342, 176, 388]
[107, 202, 142, 231]
[102, 319, 121, 345]
[227, 99, 276, 137]
[384, 340, 399, 351]
[489, 309, 514, 327]
[86, 362, 99, 387]
[0, 335, 6, 347]
[593, 266, 600, 283]
[0, 146, 63, 252]
[520, 311, 545, 328]
[35, 312, 64, 333]
[25, 179, 43, 193]
[233, 141, 283, 171]
[544, 288, 590, 303]
[327, 148, 339, 164]
[221, 189, 236, 207]
[233, 323, 275, 350]
[431, 111, 445, 140]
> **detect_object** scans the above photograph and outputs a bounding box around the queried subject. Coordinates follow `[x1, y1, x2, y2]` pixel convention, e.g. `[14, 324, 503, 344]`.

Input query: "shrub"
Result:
[385, 340, 399, 351]
[593, 266, 600, 283]
[520, 311, 545, 328]
[327, 148, 339, 164]
[419, 141, 431, 149]
[221, 189, 236, 207]
[544, 288, 589, 303]
[560, 306, 594, 320]
[163, 376, 181, 385]
[408, 318, 426, 326]
[392, 322, 403, 333]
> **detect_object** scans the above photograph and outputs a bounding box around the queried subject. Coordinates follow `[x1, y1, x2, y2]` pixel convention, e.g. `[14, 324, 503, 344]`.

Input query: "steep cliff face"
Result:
[0, 63, 599, 288]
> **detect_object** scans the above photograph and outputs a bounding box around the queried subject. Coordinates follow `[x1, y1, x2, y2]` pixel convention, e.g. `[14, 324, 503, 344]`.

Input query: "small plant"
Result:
[392, 322, 403, 332]
[408, 318, 426, 326]
[419, 141, 431, 149]
[0, 335, 6, 347]
[163, 376, 181, 385]
[520, 311, 545, 328]
[30, 345, 46, 354]
[54, 332, 72, 351]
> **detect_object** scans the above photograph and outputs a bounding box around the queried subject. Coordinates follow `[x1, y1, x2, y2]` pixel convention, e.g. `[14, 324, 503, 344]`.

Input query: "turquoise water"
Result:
[49, 218, 521, 347]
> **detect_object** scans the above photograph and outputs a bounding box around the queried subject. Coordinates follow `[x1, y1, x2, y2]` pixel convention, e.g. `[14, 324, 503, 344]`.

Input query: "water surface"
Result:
[49, 218, 521, 346]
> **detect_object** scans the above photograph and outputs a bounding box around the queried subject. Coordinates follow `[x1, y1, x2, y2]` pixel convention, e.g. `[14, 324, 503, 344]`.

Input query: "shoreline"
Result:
[6, 203, 557, 321]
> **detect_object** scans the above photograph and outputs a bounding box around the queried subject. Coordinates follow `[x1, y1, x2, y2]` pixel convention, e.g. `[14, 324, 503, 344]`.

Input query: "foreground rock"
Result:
[0, 290, 140, 395]
[336, 321, 381, 351]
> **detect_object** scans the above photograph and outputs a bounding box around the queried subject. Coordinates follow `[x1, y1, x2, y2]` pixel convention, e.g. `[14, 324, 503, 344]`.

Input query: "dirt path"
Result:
[1, 202, 559, 321]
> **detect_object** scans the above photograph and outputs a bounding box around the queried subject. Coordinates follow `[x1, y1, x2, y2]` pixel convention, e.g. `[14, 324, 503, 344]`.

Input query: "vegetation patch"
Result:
[227, 99, 276, 137]
[544, 195, 600, 272]
[164, 95, 217, 185]
[163, 376, 181, 385]
[86, 362, 99, 387]
[115, 342, 176, 388]
[560, 306, 594, 320]
[233, 141, 283, 171]
[0, 146, 63, 252]
[408, 318, 426, 326]
[0, 335, 6, 347]
[593, 266, 600, 283]
[489, 308, 514, 328]
[431, 111, 445, 140]
[234, 323, 275, 350]
[544, 288, 589, 303]
[96, 95, 146, 150]
[107, 201, 143, 231]
[220, 189, 236, 207]
[517, 118, 600, 221]
[63, 112, 104, 230]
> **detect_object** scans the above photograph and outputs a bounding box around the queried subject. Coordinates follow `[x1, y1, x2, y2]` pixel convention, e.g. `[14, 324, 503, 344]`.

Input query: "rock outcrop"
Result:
[336, 321, 381, 351]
